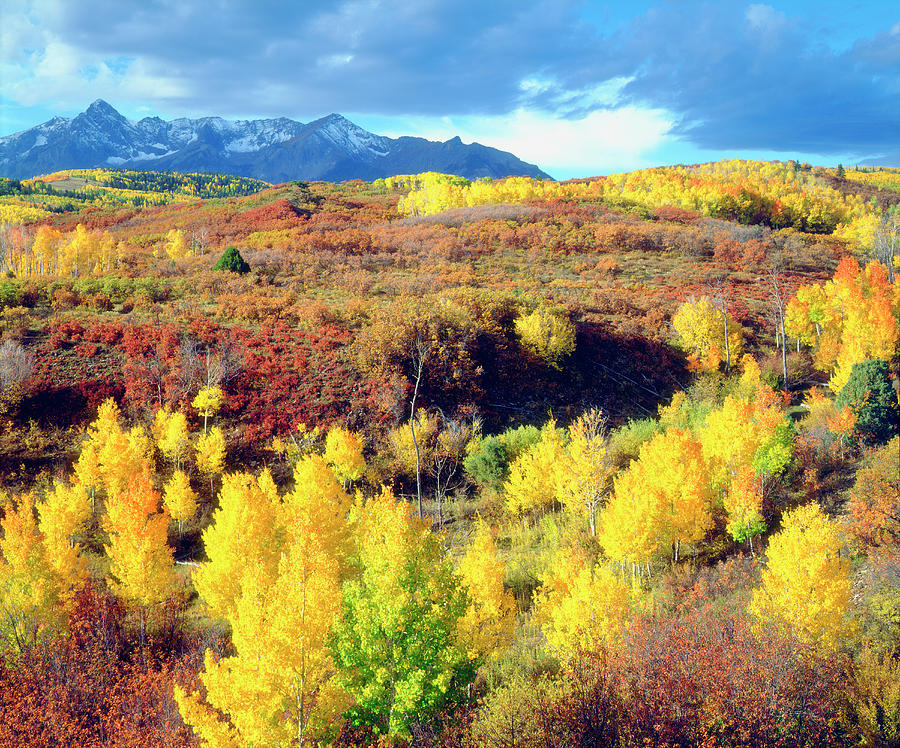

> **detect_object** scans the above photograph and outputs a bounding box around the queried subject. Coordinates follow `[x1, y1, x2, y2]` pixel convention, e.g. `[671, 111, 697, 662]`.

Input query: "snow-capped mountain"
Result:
[0, 100, 551, 182]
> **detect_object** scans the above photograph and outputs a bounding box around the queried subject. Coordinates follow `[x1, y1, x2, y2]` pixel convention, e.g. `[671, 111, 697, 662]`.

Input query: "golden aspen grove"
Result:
[0, 160, 898, 748]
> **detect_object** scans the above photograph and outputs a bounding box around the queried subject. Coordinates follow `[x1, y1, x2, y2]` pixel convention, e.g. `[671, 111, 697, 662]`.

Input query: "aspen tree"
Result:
[504, 420, 566, 516]
[196, 426, 226, 497]
[456, 518, 516, 663]
[533, 549, 631, 655]
[749, 503, 852, 648]
[178, 473, 347, 746]
[163, 470, 198, 534]
[192, 472, 281, 621]
[153, 408, 190, 471]
[555, 409, 614, 536]
[330, 487, 470, 737]
[0, 495, 64, 649]
[104, 468, 174, 610]
[192, 385, 223, 434]
[323, 426, 365, 487]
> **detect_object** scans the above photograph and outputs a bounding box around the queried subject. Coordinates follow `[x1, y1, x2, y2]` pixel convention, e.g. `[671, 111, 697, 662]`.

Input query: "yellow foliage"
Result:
[672, 295, 744, 371]
[600, 429, 713, 566]
[81, 398, 153, 496]
[388, 409, 438, 477]
[104, 469, 174, 608]
[192, 386, 224, 430]
[555, 409, 613, 536]
[504, 421, 566, 515]
[153, 408, 191, 470]
[163, 470, 198, 524]
[749, 503, 852, 648]
[456, 519, 516, 663]
[192, 472, 281, 621]
[195, 426, 226, 477]
[514, 306, 576, 368]
[37, 481, 91, 596]
[179, 501, 346, 747]
[285, 454, 352, 568]
[0, 494, 69, 648]
[165, 228, 189, 261]
[323, 426, 366, 486]
[533, 550, 631, 655]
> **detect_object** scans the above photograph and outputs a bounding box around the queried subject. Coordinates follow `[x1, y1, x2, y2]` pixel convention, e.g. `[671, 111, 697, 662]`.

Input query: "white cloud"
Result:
[369, 105, 674, 177]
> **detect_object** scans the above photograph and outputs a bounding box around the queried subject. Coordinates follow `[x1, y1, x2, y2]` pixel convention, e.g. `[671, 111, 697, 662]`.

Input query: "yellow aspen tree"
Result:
[104, 468, 174, 610]
[60, 223, 97, 278]
[152, 408, 191, 471]
[456, 518, 516, 664]
[163, 470, 198, 534]
[672, 295, 744, 372]
[284, 455, 352, 568]
[555, 409, 613, 536]
[514, 306, 576, 368]
[37, 481, 91, 599]
[264, 508, 346, 743]
[533, 550, 631, 656]
[0, 494, 65, 650]
[749, 503, 852, 649]
[637, 428, 713, 561]
[179, 479, 347, 746]
[72, 441, 101, 513]
[83, 399, 152, 496]
[599, 464, 662, 576]
[196, 426, 226, 497]
[31, 225, 62, 275]
[600, 429, 712, 569]
[192, 472, 282, 621]
[165, 228, 189, 261]
[192, 385, 224, 434]
[504, 420, 566, 516]
[323, 426, 366, 487]
[257, 466, 280, 504]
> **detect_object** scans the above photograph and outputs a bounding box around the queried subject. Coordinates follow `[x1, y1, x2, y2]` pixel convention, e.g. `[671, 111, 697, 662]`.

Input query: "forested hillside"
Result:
[0, 161, 898, 747]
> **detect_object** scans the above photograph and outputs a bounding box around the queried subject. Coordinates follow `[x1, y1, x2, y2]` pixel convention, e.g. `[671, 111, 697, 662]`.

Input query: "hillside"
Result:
[0, 160, 898, 747]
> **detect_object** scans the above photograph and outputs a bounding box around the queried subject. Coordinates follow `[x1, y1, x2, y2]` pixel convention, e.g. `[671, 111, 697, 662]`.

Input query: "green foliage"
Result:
[608, 418, 661, 466]
[752, 420, 794, 477]
[0, 279, 24, 310]
[463, 435, 508, 490]
[499, 424, 544, 460]
[212, 245, 251, 274]
[330, 491, 472, 737]
[837, 359, 900, 444]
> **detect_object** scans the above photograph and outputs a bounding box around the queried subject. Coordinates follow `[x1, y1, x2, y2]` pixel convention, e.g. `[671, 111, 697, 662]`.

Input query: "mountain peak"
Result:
[0, 103, 551, 181]
[86, 99, 121, 116]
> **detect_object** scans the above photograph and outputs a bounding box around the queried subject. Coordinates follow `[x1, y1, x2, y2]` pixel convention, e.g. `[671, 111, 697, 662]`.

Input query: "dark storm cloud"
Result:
[15, 0, 900, 156]
[42, 0, 599, 116]
[605, 1, 900, 154]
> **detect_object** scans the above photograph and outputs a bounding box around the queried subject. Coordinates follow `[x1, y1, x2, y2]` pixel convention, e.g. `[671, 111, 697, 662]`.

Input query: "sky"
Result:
[0, 0, 897, 178]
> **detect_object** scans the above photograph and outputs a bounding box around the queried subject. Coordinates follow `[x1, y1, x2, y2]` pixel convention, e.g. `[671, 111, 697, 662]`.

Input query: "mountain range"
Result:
[0, 100, 551, 182]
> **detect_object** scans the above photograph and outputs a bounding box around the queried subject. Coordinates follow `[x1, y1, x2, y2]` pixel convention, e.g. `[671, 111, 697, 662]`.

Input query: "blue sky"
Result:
[1, 0, 897, 178]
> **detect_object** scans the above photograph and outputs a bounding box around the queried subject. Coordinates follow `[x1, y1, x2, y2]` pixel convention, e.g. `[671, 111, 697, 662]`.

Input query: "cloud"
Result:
[607, 1, 899, 154]
[1, 0, 897, 162]
[370, 105, 674, 177]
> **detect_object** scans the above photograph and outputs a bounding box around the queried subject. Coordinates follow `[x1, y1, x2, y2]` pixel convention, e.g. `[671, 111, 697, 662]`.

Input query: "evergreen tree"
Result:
[837, 359, 899, 444]
[213, 245, 251, 274]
